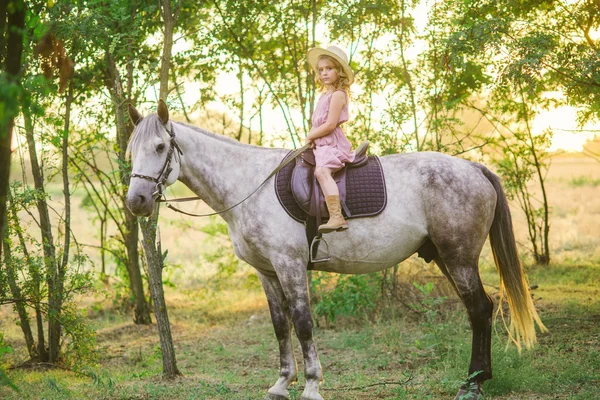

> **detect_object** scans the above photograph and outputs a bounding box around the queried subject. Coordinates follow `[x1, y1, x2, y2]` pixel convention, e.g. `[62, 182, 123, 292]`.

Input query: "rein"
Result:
[130, 123, 311, 218]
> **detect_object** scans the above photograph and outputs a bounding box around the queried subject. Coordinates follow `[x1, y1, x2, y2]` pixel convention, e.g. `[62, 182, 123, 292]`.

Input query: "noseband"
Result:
[130, 123, 183, 199]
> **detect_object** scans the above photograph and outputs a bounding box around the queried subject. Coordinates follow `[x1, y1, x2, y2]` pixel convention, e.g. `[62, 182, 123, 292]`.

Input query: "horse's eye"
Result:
[156, 143, 166, 152]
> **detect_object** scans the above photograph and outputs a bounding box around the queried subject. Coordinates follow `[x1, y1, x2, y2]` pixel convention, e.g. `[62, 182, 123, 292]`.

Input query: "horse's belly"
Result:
[312, 224, 426, 274]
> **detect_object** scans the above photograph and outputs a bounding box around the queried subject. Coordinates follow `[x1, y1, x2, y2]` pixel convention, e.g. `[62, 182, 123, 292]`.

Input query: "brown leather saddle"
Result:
[275, 141, 387, 267]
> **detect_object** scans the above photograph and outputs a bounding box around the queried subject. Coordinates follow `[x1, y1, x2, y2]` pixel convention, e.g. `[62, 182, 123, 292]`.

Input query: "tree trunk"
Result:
[237, 58, 244, 141]
[125, 219, 151, 324]
[100, 216, 106, 280]
[140, 215, 180, 377]
[2, 232, 36, 359]
[519, 84, 550, 265]
[44, 77, 76, 362]
[8, 191, 47, 360]
[104, 52, 152, 325]
[137, 0, 182, 378]
[0, 0, 25, 264]
[23, 108, 58, 362]
[58, 78, 74, 304]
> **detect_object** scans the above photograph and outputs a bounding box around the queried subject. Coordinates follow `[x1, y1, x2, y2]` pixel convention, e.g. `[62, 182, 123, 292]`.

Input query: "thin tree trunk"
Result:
[100, 215, 107, 281]
[2, 229, 36, 359]
[519, 84, 550, 264]
[158, 0, 177, 102]
[8, 190, 47, 359]
[105, 52, 152, 325]
[237, 59, 244, 141]
[140, 218, 179, 377]
[399, 0, 419, 150]
[23, 108, 58, 362]
[258, 86, 264, 145]
[0, 0, 25, 264]
[46, 78, 75, 361]
[137, 0, 182, 378]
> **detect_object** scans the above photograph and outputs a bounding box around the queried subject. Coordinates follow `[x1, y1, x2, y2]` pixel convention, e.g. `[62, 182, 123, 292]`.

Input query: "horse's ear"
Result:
[157, 99, 169, 125]
[128, 104, 144, 126]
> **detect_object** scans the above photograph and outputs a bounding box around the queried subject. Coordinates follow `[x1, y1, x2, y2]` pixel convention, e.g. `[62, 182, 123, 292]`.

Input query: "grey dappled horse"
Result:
[125, 101, 545, 400]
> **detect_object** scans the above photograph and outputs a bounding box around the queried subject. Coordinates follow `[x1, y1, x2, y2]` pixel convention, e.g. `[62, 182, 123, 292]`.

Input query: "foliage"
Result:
[59, 304, 98, 370]
[569, 175, 600, 187]
[311, 268, 450, 328]
[5, 0, 600, 393]
[409, 282, 447, 325]
[198, 216, 251, 289]
[493, 128, 552, 264]
[435, 0, 560, 263]
[0, 335, 18, 393]
[2, 183, 97, 367]
[311, 272, 381, 324]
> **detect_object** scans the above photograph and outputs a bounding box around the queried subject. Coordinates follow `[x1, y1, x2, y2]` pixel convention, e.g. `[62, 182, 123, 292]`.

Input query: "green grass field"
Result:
[1, 155, 599, 399]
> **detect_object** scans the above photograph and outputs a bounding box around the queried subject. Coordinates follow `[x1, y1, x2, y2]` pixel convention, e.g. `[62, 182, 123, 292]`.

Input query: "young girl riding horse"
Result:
[306, 45, 355, 234]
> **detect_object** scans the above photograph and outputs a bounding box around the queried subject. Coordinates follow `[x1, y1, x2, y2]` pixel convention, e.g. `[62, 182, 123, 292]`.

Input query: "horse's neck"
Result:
[175, 124, 279, 218]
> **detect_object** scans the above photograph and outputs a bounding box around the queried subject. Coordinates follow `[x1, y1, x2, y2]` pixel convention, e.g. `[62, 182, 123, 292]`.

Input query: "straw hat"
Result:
[307, 45, 354, 85]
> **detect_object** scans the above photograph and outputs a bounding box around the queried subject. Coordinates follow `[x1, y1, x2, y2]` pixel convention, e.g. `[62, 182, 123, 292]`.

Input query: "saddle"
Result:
[275, 141, 387, 267]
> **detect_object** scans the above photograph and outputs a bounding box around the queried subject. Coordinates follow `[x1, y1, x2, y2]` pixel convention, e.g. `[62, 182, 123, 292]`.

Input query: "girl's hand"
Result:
[305, 137, 315, 148]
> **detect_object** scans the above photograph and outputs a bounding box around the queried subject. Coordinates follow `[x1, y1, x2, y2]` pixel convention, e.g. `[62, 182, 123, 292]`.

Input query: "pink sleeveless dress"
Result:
[312, 90, 355, 171]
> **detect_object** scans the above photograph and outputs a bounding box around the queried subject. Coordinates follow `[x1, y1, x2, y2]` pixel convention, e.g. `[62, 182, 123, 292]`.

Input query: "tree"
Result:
[423, 0, 560, 263]
[101, 0, 154, 324]
[1, 0, 94, 365]
[136, 0, 182, 379]
[62, 0, 160, 323]
[0, 0, 25, 264]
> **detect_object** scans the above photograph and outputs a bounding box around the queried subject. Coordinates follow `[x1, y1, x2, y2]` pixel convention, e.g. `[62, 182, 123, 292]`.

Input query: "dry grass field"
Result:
[1, 153, 599, 399]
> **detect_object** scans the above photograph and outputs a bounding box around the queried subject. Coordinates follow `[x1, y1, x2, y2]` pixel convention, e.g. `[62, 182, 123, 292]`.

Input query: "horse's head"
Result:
[125, 100, 181, 216]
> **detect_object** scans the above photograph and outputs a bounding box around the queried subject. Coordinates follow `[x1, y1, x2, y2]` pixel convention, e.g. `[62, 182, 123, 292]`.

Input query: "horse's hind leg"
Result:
[434, 257, 458, 294]
[440, 258, 493, 394]
[258, 271, 298, 399]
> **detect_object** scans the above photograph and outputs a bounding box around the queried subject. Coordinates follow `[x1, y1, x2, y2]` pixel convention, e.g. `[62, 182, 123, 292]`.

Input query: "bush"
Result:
[311, 272, 381, 324]
[0, 334, 18, 392]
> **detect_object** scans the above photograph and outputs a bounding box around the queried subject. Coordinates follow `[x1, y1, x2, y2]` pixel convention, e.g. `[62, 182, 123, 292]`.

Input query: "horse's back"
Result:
[380, 151, 496, 205]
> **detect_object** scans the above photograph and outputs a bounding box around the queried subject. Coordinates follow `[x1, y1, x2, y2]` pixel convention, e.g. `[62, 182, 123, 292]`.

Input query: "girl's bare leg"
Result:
[315, 167, 338, 197]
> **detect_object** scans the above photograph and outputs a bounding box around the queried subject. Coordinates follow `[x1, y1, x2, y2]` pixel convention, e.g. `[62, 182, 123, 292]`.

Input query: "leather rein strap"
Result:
[131, 124, 311, 218]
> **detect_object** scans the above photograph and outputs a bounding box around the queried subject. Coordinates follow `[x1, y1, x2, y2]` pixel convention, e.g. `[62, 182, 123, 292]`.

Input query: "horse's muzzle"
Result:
[126, 192, 154, 216]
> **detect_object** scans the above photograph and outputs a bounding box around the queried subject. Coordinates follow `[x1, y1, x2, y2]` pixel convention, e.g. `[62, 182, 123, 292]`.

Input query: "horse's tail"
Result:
[479, 165, 547, 351]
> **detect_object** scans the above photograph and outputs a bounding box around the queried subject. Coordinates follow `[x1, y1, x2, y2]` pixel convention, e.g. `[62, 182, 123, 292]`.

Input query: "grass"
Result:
[1, 267, 599, 400]
[1, 155, 599, 399]
[568, 176, 600, 188]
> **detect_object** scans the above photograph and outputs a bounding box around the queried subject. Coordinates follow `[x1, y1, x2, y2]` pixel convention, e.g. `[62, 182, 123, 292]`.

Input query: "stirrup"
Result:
[309, 235, 331, 263]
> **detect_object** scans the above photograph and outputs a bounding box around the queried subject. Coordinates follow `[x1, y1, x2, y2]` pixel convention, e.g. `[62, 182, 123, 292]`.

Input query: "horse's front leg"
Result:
[273, 259, 323, 400]
[258, 271, 298, 400]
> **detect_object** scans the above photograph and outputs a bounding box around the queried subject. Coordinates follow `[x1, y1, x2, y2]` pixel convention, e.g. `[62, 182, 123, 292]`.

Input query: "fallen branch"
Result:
[321, 374, 413, 391]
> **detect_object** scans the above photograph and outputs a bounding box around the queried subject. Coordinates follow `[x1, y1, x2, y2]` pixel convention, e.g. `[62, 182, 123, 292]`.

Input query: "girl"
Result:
[306, 45, 355, 233]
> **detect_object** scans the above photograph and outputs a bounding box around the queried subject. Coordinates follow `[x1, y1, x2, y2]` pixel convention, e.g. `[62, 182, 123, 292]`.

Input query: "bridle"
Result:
[130, 123, 183, 199]
[130, 121, 311, 217]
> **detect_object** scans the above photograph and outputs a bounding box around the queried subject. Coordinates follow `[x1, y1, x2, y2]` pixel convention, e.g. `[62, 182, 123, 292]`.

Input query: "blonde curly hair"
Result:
[314, 55, 351, 95]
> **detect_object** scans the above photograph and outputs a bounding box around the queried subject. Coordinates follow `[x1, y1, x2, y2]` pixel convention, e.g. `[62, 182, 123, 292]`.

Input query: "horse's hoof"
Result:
[455, 382, 484, 400]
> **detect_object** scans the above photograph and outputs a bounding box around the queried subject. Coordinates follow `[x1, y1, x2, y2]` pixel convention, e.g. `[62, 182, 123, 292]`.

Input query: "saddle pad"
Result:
[275, 153, 387, 222]
[275, 152, 306, 223]
[345, 156, 387, 217]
